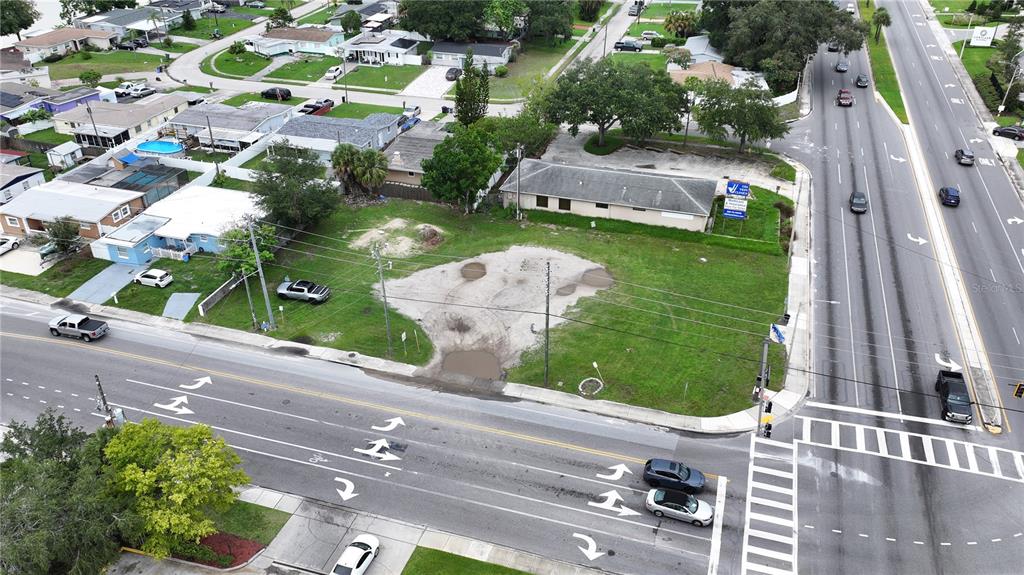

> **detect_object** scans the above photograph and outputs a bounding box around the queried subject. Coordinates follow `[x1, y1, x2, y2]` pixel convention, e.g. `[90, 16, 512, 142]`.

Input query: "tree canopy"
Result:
[690, 77, 789, 151]
[217, 224, 276, 276]
[422, 126, 502, 213]
[399, 0, 487, 42]
[455, 50, 490, 125]
[525, 0, 573, 43]
[340, 10, 362, 33]
[472, 82, 557, 157]
[331, 144, 388, 195]
[486, 0, 528, 39]
[0, 0, 40, 41]
[252, 141, 339, 228]
[59, 0, 137, 25]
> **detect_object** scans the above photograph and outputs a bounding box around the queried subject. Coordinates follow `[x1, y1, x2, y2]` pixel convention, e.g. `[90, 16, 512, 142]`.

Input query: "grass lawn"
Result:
[298, 4, 334, 24]
[41, 51, 164, 80]
[861, 3, 907, 124]
[240, 151, 268, 170]
[213, 51, 272, 78]
[489, 39, 576, 100]
[340, 64, 428, 91]
[212, 176, 254, 191]
[996, 114, 1021, 126]
[627, 22, 670, 38]
[1018, 149, 1024, 170]
[20, 127, 73, 145]
[170, 16, 251, 39]
[402, 548, 529, 575]
[770, 161, 797, 182]
[104, 254, 230, 321]
[710, 187, 792, 244]
[27, 152, 55, 181]
[268, 56, 336, 81]
[1, 253, 112, 298]
[186, 149, 232, 163]
[208, 500, 290, 546]
[202, 199, 788, 416]
[155, 41, 199, 54]
[325, 102, 404, 119]
[221, 91, 295, 106]
[608, 51, 668, 72]
[952, 40, 997, 77]
[929, 0, 972, 12]
[642, 2, 698, 18]
[173, 85, 216, 93]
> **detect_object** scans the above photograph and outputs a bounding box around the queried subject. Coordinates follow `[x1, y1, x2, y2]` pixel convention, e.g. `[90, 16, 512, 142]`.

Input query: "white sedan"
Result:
[134, 268, 173, 288]
[332, 534, 380, 575]
[0, 235, 20, 256]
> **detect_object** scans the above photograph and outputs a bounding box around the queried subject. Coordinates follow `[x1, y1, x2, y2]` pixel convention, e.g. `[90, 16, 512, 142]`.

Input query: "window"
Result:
[119, 205, 130, 219]
[632, 207, 647, 212]
[69, 122, 77, 128]
[115, 246, 129, 259]
[595, 203, 609, 209]
[199, 235, 208, 242]
[112, 210, 122, 223]
[558, 198, 571, 211]
[135, 126, 142, 134]
[408, 171, 415, 176]
[79, 223, 91, 230]
[143, 244, 151, 253]
[6, 216, 19, 227]
[536, 195, 548, 208]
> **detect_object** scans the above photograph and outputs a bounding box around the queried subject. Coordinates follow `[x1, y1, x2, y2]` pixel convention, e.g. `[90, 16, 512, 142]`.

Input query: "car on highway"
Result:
[849, 190, 868, 213]
[936, 370, 972, 424]
[993, 125, 1024, 140]
[644, 488, 714, 527]
[445, 67, 462, 81]
[324, 65, 344, 80]
[0, 235, 20, 256]
[835, 60, 849, 72]
[836, 88, 854, 107]
[855, 73, 869, 87]
[954, 148, 975, 166]
[938, 186, 961, 207]
[261, 87, 292, 100]
[614, 40, 643, 52]
[332, 534, 379, 575]
[277, 279, 331, 303]
[642, 458, 706, 494]
[49, 314, 109, 342]
[826, 41, 840, 52]
[128, 85, 156, 98]
[134, 268, 174, 288]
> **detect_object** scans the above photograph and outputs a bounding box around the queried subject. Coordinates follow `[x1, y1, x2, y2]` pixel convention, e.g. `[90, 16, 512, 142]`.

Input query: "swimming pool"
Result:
[136, 139, 184, 154]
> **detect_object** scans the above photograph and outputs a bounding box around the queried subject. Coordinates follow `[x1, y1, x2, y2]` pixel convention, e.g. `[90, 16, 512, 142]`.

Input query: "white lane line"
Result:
[837, 162, 842, 184]
[71, 393, 78, 397]
[38, 400, 46, 404]
[838, 207, 860, 406]
[1014, 533, 1022, 537]
[876, 428, 888, 456]
[914, 541, 924, 545]
[20, 382, 27, 386]
[858, 533, 869, 538]
[802, 417, 811, 441]
[125, 378, 320, 423]
[965, 444, 979, 472]
[941, 542, 951, 546]
[992, 538, 1002, 543]
[752, 466, 793, 480]
[886, 537, 896, 542]
[707, 474, 727, 575]
[947, 440, 960, 468]
[804, 401, 972, 430]
[1014, 453, 1024, 479]
[803, 525, 814, 529]
[54, 389, 62, 393]
[73, 408, 80, 412]
[971, 221, 978, 234]
[922, 436, 935, 464]
[832, 529, 843, 534]
[1012, 327, 1021, 346]
[967, 541, 978, 545]
[990, 268, 997, 282]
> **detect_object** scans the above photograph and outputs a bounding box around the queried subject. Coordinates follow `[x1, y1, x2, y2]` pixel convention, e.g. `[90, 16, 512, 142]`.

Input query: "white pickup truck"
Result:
[48, 314, 109, 342]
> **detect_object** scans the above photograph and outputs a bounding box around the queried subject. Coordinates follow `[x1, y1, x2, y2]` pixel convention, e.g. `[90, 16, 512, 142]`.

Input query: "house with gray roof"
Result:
[75, 8, 182, 40]
[500, 159, 718, 232]
[383, 120, 448, 187]
[0, 179, 147, 240]
[270, 113, 402, 164]
[167, 102, 295, 150]
[431, 41, 512, 69]
[0, 164, 45, 204]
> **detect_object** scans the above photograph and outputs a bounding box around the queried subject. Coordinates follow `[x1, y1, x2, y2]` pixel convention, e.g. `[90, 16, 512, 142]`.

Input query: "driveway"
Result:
[0, 245, 50, 276]
[67, 263, 146, 304]
[399, 65, 455, 99]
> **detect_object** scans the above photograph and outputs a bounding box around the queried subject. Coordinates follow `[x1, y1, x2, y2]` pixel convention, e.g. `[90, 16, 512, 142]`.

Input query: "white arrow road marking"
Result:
[153, 395, 194, 415]
[587, 490, 641, 517]
[572, 533, 605, 561]
[945, 83, 956, 88]
[935, 353, 963, 372]
[595, 463, 633, 481]
[889, 154, 907, 163]
[907, 233, 928, 246]
[1007, 217, 1024, 225]
[353, 438, 402, 461]
[970, 138, 982, 143]
[815, 300, 840, 305]
[334, 477, 358, 501]
[180, 376, 212, 390]
[371, 417, 406, 432]
[927, 44, 936, 48]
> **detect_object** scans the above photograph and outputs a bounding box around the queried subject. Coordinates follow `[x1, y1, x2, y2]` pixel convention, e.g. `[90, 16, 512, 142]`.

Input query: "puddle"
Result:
[556, 283, 577, 296]
[581, 267, 614, 288]
[442, 350, 501, 379]
[460, 262, 487, 280]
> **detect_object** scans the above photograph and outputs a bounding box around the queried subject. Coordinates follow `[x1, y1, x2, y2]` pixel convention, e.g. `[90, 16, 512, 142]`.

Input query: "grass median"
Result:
[861, 2, 908, 123]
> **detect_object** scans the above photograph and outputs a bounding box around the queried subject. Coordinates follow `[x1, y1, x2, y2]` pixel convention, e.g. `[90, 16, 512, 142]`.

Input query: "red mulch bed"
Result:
[186, 533, 265, 569]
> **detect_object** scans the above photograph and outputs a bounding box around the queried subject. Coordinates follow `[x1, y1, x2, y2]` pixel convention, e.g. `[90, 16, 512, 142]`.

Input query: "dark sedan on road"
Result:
[954, 148, 975, 165]
[835, 60, 849, 73]
[939, 186, 961, 207]
[836, 88, 854, 107]
[993, 125, 1024, 140]
[849, 191, 868, 213]
[642, 458, 706, 494]
[855, 74, 869, 87]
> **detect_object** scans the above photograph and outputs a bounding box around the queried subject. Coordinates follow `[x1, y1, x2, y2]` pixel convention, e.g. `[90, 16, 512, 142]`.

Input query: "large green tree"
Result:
[486, 0, 527, 39]
[617, 65, 682, 144]
[46, 215, 81, 253]
[690, 77, 732, 141]
[472, 82, 557, 157]
[399, 0, 487, 41]
[525, 0, 573, 43]
[104, 419, 250, 559]
[725, 79, 790, 151]
[994, 18, 1023, 82]
[340, 10, 362, 33]
[0, 0, 40, 41]
[455, 50, 490, 125]
[871, 6, 891, 43]
[664, 10, 699, 39]
[578, 0, 602, 22]
[421, 126, 502, 213]
[217, 224, 276, 276]
[270, 6, 294, 28]
[252, 141, 339, 228]
[331, 143, 388, 195]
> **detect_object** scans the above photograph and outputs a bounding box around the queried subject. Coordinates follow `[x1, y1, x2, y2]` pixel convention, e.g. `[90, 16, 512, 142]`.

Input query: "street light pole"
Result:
[515, 144, 523, 221]
[999, 58, 1024, 116]
[958, 13, 974, 60]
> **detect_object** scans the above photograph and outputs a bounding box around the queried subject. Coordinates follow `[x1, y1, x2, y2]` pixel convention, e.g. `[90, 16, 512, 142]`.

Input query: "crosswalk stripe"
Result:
[745, 562, 796, 575]
[876, 427, 888, 456]
[947, 440, 959, 468]
[749, 512, 794, 528]
[752, 465, 794, 480]
[746, 545, 795, 562]
[831, 421, 840, 447]
[1015, 453, 1024, 479]
[965, 444, 979, 472]
[755, 437, 795, 451]
[855, 425, 865, 451]
[899, 432, 911, 459]
[803, 416, 811, 440]
[750, 496, 794, 512]
[989, 447, 1002, 477]
[923, 436, 935, 464]
[748, 528, 794, 545]
[750, 481, 795, 496]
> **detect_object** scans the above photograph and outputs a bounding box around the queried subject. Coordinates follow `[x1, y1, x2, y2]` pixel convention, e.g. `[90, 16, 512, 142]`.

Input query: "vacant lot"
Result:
[341, 64, 427, 91]
[213, 51, 272, 78]
[626, 22, 671, 38]
[325, 102, 404, 118]
[42, 51, 164, 80]
[608, 51, 668, 72]
[642, 2, 698, 18]
[221, 92, 294, 106]
[298, 4, 334, 24]
[490, 39, 577, 100]
[267, 56, 336, 81]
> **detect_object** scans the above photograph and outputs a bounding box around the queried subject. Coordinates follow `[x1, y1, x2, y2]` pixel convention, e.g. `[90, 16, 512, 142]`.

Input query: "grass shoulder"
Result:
[861, 3, 908, 123]
[103, 254, 228, 321]
[402, 548, 529, 575]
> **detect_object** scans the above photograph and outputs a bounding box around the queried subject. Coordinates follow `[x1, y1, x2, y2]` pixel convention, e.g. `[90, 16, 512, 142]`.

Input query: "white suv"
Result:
[640, 30, 662, 40]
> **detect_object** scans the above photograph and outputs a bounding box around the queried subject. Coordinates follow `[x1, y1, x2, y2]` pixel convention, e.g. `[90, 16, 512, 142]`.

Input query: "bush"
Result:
[82, 43, 100, 52]
[650, 37, 669, 48]
[228, 41, 247, 55]
[951, 13, 988, 25]
[42, 53, 64, 63]
[973, 72, 1002, 111]
[494, 64, 509, 77]
[172, 540, 233, 568]
[80, 50, 92, 60]
[163, 37, 174, 48]
[769, 161, 796, 182]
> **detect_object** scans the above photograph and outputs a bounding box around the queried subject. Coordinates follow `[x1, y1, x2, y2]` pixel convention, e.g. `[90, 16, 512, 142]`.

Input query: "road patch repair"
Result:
[385, 246, 613, 380]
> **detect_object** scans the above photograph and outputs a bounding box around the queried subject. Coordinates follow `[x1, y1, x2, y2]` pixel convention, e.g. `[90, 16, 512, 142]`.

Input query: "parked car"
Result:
[953, 148, 975, 166]
[938, 186, 961, 207]
[849, 190, 868, 213]
[49, 314, 109, 342]
[134, 268, 174, 288]
[640, 30, 662, 40]
[614, 40, 643, 52]
[628, 6, 639, 16]
[400, 116, 421, 132]
[855, 73, 869, 87]
[325, 65, 344, 80]
[836, 88, 854, 107]
[131, 37, 149, 48]
[128, 85, 156, 98]
[114, 41, 137, 51]
[642, 458, 706, 494]
[403, 105, 421, 118]
[445, 67, 462, 81]
[846, 3, 855, 13]
[247, 0, 266, 7]
[300, 99, 334, 115]
[115, 81, 140, 96]
[261, 87, 292, 100]
[645, 488, 714, 527]
[835, 60, 849, 72]
[332, 534, 379, 575]
[209, 3, 227, 13]
[993, 125, 1024, 140]
[0, 235, 20, 256]
[277, 279, 331, 303]
[346, 0, 364, 4]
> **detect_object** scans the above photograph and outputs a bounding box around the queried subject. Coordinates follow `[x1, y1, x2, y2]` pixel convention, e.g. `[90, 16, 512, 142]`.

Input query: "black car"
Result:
[855, 74, 869, 87]
[114, 41, 136, 51]
[642, 458, 706, 494]
[132, 37, 149, 48]
[849, 191, 868, 213]
[445, 67, 462, 81]
[936, 371, 972, 424]
[826, 41, 840, 52]
[993, 125, 1024, 140]
[614, 40, 643, 52]
[835, 60, 849, 72]
[954, 148, 975, 165]
[938, 186, 961, 206]
[261, 87, 292, 100]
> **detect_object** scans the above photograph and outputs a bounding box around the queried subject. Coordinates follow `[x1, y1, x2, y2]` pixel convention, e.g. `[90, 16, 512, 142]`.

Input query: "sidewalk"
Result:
[106, 485, 606, 575]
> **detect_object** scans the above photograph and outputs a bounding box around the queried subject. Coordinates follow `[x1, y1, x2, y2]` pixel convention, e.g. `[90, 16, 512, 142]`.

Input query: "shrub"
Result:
[951, 13, 988, 25]
[42, 53, 64, 63]
[163, 37, 174, 48]
[82, 43, 100, 52]
[973, 72, 1001, 111]
[80, 50, 92, 60]
[228, 41, 247, 55]
[172, 540, 233, 568]
[650, 37, 669, 48]
[494, 64, 509, 77]
[78, 70, 102, 87]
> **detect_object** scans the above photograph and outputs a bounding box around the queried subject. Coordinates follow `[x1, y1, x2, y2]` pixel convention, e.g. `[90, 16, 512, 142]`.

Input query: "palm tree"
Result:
[664, 10, 698, 39]
[352, 148, 388, 192]
[331, 143, 359, 193]
[872, 7, 892, 43]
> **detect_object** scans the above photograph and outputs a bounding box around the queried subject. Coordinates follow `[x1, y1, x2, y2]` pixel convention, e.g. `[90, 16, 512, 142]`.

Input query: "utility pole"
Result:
[205, 114, 215, 150]
[373, 243, 393, 358]
[754, 337, 771, 437]
[241, 271, 258, 330]
[515, 144, 524, 221]
[249, 219, 276, 330]
[544, 261, 551, 387]
[94, 375, 114, 428]
[85, 100, 100, 148]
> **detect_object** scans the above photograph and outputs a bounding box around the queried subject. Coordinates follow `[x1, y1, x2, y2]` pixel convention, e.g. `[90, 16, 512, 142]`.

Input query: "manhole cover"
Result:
[579, 377, 604, 396]
[461, 262, 487, 280]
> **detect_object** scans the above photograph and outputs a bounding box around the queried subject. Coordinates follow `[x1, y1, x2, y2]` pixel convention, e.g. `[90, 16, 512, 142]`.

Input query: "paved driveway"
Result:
[399, 65, 455, 99]
[0, 245, 49, 276]
[68, 263, 146, 304]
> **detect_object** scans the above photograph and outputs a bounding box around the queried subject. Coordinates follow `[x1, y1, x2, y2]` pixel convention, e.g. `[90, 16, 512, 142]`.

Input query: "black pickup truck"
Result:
[935, 370, 973, 424]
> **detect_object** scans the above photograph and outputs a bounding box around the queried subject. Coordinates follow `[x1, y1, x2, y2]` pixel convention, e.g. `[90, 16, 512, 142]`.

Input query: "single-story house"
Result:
[342, 30, 423, 66]
[46, 141, 85, 169]
[328, 1, 395, 27]
[246, 27, 347, 57]
[0, 149, 31, 165]
[431, 41, 512, 69]
[0, 48, 51, 87]
[0, 82, 62, 121]
[91, 186, 265, 263]
[384, 120, 448, 186]
[53, 93, 189, 149]
[149, 0, 211, 21]
[0, 179, 147, 239]
[271, 113, 402, 164]
[167, 102, 294, 151]
[499, 159, 717, 232]
[75, 8, 181, 40]
[0, 164, 46, 204]
[15, 29, 116, 63]
[681, 35, 724, 65]
[42, 86, 111, 114]
[669, 61, 770, 91]
[59, 154, 190, 207]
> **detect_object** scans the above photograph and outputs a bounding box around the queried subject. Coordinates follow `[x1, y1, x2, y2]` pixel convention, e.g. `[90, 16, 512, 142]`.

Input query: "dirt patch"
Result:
[349, 218, 442, 257]
[417, 223, 444, 247]
[556, 283, 577, 296]
[442, 350, 502, 379]
[460, 262, 487, 280]
[581, 267, 614, 288]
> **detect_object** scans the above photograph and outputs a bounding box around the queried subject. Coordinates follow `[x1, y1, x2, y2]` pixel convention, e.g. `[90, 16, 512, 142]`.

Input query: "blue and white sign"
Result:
[726, 180, 751, 197]
[723, 197, 748, 219]
[770, 323, 786, 344]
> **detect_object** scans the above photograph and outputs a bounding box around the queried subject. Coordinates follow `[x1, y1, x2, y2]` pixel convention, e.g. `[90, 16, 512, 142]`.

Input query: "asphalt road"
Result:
[0, 300, 749, 575]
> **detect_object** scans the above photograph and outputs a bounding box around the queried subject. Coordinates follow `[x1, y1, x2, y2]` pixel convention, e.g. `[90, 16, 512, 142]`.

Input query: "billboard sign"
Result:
[726, 180, 751, 197]
[970, 26, 996, 47]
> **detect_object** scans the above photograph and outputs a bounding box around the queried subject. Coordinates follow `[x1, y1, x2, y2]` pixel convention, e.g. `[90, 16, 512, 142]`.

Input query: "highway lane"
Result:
[0, 301, 748, 575]
[881, 0, 1024, 434]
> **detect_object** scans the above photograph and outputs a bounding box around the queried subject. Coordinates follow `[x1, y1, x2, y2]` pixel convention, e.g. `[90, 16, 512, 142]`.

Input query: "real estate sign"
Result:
[970, 26, 996, 47]
[723, 196, 748, 219]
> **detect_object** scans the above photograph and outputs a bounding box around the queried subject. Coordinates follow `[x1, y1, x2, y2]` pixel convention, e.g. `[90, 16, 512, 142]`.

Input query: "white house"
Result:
[431, 41, 512, 69]
[75, 8, 181, 41]
[46, 141, 85, 170]
[15, 29, 116, 63]
[246, 27, 347, 57]
[342, 30, 424, 66]
[0, 164, 46, 204]
[167, 102, 294, 151]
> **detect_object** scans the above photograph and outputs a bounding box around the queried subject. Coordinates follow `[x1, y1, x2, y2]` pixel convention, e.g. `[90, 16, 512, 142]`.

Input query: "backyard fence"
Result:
[378, 181, 436, 202]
